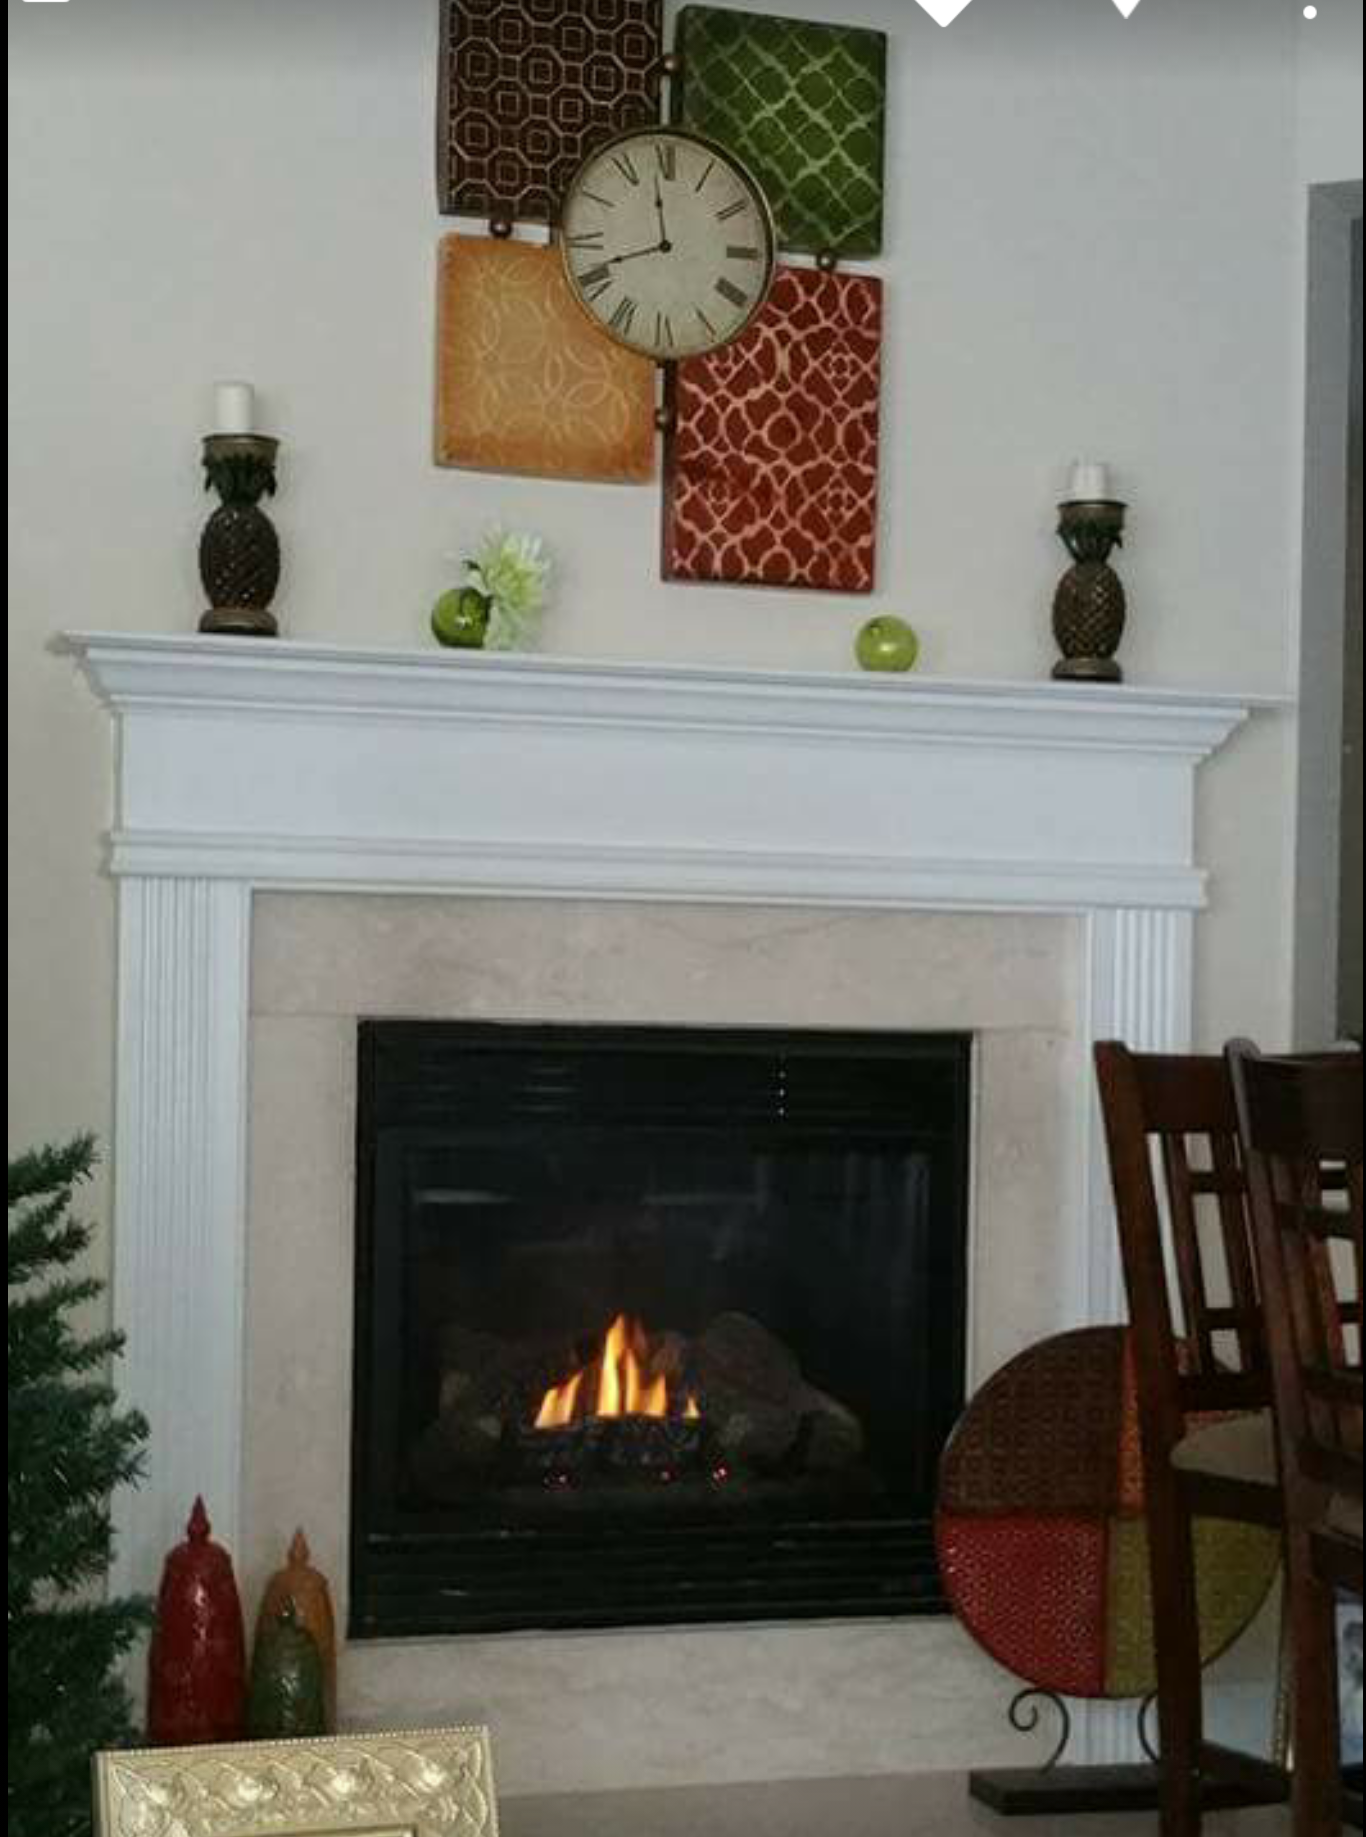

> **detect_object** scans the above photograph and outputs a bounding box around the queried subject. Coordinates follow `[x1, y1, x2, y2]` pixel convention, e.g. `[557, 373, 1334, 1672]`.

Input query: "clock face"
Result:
[559, 128, 776, 361]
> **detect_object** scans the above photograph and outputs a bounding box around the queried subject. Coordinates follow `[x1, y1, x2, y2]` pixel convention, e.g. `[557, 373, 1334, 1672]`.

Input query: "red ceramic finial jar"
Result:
[146, 1496, 247, 1745]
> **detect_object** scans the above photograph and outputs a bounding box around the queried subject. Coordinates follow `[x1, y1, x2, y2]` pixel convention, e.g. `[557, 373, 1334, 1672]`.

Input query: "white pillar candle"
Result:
[212, 380, 256, 435]
[1066, 458, 1111, 501]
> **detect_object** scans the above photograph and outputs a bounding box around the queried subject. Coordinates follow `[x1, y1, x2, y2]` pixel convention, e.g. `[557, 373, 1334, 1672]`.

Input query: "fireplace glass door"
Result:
[351, 1021, 970, 1636]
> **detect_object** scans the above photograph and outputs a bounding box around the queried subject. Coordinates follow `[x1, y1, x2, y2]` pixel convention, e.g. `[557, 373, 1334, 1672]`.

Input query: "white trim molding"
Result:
[112, 877, 251, 1576]
[65, 632, 1270, 1759]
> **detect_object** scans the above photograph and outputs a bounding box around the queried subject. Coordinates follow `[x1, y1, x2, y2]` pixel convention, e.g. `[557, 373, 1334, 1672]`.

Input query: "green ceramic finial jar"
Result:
[246, 1599, 326, 1739]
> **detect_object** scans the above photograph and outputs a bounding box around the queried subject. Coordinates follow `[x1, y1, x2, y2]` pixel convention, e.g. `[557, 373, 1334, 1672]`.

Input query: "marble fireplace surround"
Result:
[67, 632, 1263, 1790]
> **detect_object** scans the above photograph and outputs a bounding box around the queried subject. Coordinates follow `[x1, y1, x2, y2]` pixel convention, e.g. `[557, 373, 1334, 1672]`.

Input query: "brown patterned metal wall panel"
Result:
[438, 0, 664, 222]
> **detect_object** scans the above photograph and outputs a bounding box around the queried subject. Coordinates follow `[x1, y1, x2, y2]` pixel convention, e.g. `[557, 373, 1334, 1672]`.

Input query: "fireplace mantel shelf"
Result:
[65, 630, 1274, 756]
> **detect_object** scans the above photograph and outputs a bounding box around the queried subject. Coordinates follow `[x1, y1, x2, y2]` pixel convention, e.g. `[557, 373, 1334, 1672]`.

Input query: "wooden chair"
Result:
[1095, 1043, 1288, 1835]
[1227, 1044, 1364, 1837]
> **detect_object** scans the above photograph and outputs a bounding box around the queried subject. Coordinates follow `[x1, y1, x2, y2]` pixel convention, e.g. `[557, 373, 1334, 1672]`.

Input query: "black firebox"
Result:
[350, 1021, 970, 1637]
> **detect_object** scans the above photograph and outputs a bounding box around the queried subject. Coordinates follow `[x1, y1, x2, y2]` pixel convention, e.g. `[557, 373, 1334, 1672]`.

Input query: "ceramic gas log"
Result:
[412, 1311, 863, 1501]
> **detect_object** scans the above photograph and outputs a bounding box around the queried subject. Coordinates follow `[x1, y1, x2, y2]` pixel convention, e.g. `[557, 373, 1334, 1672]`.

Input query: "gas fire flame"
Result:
[533, 1314, 701, 1429]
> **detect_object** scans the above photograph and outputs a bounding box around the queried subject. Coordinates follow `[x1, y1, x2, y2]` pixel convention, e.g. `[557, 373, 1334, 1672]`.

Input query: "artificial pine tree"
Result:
[9, 1136, 151, 1837]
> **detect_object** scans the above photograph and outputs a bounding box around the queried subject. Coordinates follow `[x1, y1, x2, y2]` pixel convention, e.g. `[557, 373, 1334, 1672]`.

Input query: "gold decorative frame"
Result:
[92, 1726, 499, 1837]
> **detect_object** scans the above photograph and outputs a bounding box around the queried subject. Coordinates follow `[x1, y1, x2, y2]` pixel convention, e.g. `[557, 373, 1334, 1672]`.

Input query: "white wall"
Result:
[1296, 0, 1364, 188]
[3, 2, 1343, 1269]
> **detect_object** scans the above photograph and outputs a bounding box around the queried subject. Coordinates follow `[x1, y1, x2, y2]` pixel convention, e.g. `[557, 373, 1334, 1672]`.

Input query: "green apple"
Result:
[430, 586, 490, 649]
[855, 615, 920, 673]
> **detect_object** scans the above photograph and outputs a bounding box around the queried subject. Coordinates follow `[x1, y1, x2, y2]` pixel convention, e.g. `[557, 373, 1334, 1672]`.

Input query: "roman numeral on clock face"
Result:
[716, 198, 748, 222]
[577, 264, 612, 301]
[609, 297, 637, 337]
[654, 310, 674, 350]
[726, 246, 760, 262]
[715, 276, 749, 309]
[565, 230, 605, 250]
[611, 151, 640, 186]
[654, 142, 676, 181]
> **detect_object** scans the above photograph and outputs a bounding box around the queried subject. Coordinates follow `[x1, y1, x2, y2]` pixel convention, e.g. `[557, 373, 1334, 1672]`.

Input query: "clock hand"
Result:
[653, 180, 673, 253]
[608, 240, 668, 265]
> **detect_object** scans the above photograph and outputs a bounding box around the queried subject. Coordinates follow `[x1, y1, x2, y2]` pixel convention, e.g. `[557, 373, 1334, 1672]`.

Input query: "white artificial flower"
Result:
[466, 528, 552, 651]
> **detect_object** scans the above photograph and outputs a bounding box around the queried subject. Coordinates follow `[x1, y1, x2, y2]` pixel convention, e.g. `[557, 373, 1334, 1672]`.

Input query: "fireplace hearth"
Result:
[350, 1021, 971, 1636]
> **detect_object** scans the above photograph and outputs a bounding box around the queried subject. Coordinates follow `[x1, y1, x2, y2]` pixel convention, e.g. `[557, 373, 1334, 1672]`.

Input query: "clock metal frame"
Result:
[557, 125, 777, 363]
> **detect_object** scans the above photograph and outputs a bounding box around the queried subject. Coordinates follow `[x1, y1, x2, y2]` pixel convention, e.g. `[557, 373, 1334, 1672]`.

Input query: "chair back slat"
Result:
[1187, 1166, 1246, 1197]
[1352, 1164, 1365, 1347]
[1161, 1130, 1222, 1374]
[1095, 1043, 1268, 1463]
[1291, 1202, 1356, 1243]
[1302, 1365, 1363, 1408]
[1301, 1441, 1363, 1495]
[1174, 1368, 1269, 1413]
[1227, 1046, 1364, 1527]
[1210, 1126, 1264, 1373]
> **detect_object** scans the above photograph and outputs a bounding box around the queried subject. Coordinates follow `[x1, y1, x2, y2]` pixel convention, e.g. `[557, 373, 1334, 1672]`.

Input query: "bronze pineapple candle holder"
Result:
[1051, 498, 1128, 683]
[198, 433, 281, 637]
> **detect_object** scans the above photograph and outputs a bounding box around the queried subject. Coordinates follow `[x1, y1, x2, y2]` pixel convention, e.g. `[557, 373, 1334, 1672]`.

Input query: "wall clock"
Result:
[559, 127, 776, 361]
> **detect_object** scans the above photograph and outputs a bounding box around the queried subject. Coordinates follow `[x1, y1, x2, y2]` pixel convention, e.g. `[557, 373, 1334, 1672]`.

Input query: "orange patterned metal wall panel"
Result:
[434, 235, 656, 483]
[661, 265, 882, 592]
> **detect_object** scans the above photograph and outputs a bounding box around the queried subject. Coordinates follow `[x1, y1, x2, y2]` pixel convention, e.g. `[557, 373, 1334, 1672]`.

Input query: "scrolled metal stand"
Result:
[1137, 1690, 1161, 1765]
[1007, 1688, 1071, 1771]
[967, 1689, 1278, 1817]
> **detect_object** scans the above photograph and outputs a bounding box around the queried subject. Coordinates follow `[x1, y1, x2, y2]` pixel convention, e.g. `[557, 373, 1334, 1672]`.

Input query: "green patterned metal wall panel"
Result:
[674, 6, 886, 259]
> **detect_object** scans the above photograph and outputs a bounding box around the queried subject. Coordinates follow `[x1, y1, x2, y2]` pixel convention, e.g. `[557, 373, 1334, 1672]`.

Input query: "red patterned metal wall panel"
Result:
[661, 265, 882, 592]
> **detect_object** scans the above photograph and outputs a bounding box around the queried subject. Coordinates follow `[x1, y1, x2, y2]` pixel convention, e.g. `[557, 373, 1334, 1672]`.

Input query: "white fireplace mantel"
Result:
[70, 631, 1258, 911]
[65, 631, 1272, 1758]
